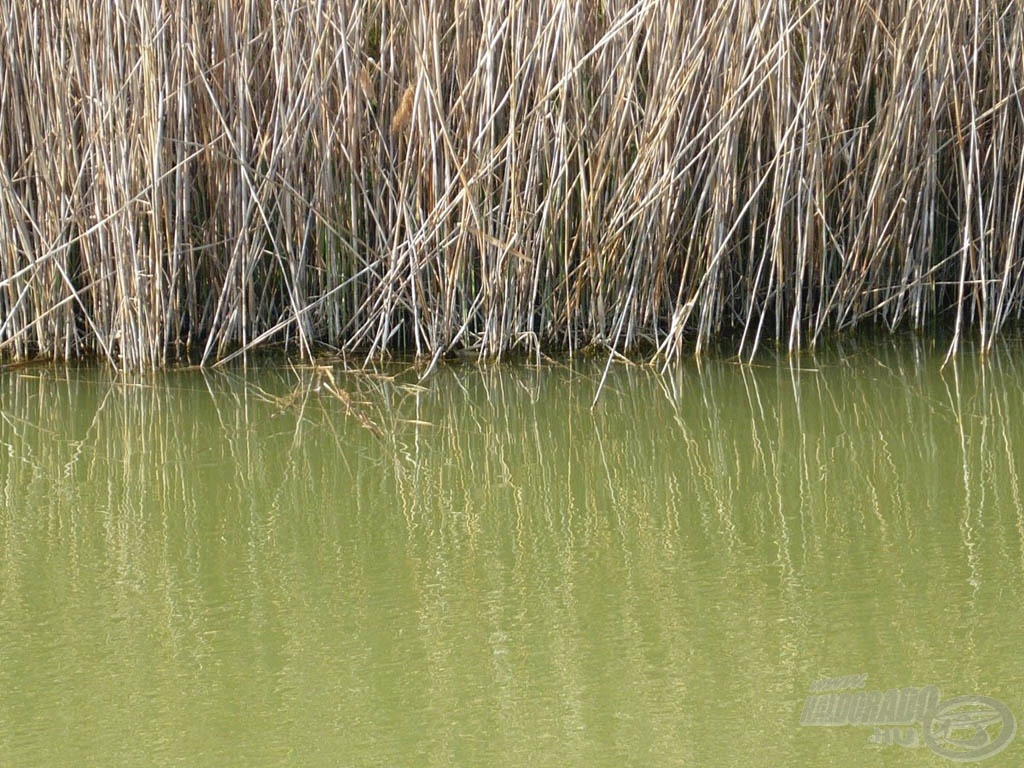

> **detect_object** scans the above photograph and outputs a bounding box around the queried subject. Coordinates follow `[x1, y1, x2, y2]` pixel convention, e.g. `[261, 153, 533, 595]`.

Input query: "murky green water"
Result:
[2, 339, 1023, 767]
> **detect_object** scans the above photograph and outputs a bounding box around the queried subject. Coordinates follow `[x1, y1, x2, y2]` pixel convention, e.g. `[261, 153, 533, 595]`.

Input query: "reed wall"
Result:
[2, 0, 1023, 366]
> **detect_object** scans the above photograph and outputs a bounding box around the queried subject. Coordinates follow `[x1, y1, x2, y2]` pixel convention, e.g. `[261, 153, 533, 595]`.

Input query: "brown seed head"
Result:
[359, 65, 374, 103]
[391, 85, 414, 137]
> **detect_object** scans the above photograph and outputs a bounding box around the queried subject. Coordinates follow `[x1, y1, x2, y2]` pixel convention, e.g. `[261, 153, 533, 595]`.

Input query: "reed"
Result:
[2, 0, 1023, 368]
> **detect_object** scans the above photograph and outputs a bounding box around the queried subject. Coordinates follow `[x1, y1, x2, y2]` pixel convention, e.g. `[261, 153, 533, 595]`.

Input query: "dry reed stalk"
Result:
[2, 0, 1023, 368]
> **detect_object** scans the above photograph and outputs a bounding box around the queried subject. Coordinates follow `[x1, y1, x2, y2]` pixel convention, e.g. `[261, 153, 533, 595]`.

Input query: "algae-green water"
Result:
[1, 339, 1023, 766]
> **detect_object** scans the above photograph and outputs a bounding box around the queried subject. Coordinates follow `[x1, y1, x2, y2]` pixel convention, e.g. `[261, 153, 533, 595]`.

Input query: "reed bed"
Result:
[3, 0, 1024, 368]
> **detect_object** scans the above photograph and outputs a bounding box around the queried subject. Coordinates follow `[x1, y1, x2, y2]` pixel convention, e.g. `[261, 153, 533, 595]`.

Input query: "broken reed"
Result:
[3, 0, 1024, 368]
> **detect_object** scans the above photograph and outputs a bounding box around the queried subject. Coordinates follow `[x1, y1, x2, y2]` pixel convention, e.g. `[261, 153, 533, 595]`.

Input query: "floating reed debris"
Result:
[3, 0, 1024, 368]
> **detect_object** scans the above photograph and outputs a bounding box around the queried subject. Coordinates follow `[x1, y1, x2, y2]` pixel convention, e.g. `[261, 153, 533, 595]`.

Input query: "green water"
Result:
[1, 339, 1023, 767]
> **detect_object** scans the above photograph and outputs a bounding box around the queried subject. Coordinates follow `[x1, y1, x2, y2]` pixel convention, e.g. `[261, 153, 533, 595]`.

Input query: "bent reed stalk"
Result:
[2, 0, 1024, 368]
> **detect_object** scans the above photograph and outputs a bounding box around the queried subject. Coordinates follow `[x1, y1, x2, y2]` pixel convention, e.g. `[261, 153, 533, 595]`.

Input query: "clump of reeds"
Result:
[3, 0, 1024, 368]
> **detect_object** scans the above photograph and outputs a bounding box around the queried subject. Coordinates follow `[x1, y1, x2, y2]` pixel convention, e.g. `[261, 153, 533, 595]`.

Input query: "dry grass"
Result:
[2, 0, 1024, 368]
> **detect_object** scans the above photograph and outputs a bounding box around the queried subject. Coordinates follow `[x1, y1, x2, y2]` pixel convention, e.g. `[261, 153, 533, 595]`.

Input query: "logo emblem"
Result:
[923, 695, 1016, 762]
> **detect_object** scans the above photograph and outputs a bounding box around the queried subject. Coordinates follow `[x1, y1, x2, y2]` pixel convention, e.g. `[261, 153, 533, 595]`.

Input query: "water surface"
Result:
[1, 339, 1023, 766]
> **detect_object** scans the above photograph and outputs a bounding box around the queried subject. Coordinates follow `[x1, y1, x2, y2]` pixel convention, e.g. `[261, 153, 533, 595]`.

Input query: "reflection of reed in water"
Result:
[1, 342, 1023, 763]
[2, 346, 1023, 594]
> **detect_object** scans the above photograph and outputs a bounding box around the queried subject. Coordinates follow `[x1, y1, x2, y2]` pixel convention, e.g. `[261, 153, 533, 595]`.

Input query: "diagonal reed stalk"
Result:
[2, 0, 1023, 368]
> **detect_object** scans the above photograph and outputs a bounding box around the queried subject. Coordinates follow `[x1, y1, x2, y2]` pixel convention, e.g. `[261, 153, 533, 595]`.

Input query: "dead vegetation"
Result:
[2, 0, 1023, 368]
